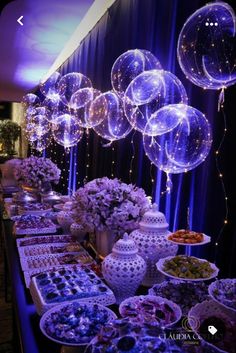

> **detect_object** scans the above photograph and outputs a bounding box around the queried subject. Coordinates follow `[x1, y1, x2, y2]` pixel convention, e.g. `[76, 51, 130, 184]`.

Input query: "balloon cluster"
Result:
[22, 2, 236, 177]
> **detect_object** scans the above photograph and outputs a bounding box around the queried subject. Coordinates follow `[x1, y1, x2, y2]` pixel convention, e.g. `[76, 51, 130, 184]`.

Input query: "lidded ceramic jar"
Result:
[130, 203, 178, 287]
[102, 233, 146, 304]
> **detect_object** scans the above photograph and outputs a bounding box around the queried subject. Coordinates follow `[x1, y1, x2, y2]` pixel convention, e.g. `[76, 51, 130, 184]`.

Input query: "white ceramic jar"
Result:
[130, 203, 178, 287]
[102, 233, 146, 304]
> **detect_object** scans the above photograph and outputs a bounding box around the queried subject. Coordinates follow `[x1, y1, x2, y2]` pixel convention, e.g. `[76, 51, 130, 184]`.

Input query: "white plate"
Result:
[156, 255, 219, 282]
[208, 279, 236, 313]
[166, 233, 211, 246]
[40, 302, 117, 346]
[119, 295, 182, 327]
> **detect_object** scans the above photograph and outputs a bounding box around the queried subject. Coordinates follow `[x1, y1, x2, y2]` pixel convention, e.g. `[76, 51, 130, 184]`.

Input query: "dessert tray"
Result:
[20, 251, 94, 271]
[149, 280, 209, 315]
[31, 266, 116, 315]
[16, 234, 76, 247]
[119, 295, 182, 327]
[18, 203, 52, 216]
[156, 255, 219, 281]
[18, 242, 83, 257]
[40, 302, 116, 345]
[13, 215, 57, 235]
[208, 279, 236, 312]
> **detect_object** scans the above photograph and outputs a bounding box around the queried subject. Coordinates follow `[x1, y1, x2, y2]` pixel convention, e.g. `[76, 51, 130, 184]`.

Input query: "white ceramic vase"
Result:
[57, 210, 75, 233]
[70, 222, 86, 242]
[130, 203, 178, 287]
[102, 233, 146, 304]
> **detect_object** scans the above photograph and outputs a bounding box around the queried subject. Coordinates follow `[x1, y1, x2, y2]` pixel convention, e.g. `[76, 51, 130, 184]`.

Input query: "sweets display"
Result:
[157, 255, 218, 280]
[88, 318, 182, 353]
[209, 279, 236, 311]
[40, 302, 116, 345]
[21, 252, 93, 271]
[168, 229, 205, 244]
[119, 295, 181, 327]
[13, 214, 57, 235]
[149, 280, 209, 315]
[199, 315, 236, 353]
[17, 234, 76, 247]
[19, 243, 82, 257]
[31, 265, 115, 305]
[18, 203, 52, 215]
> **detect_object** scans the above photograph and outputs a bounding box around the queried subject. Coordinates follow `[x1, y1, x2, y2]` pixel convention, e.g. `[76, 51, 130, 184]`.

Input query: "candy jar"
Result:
[102, 233, 146, 304]
[130, 203, 178, 286]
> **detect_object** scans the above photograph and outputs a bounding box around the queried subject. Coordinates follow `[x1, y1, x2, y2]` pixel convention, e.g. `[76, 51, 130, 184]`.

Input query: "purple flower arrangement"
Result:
[14, 156, 61, 189]
[72, 177, 150, 233]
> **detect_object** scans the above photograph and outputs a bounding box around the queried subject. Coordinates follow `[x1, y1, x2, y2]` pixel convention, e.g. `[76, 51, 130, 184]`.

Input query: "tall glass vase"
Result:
[95, 230, 118, 257]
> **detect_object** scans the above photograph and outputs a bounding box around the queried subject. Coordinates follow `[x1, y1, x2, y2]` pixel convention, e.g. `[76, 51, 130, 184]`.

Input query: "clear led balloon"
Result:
[71, 88, 101, 128]
[93, 91, 132, 142]
[124, 70, 188, 134]
[143, 104, 212, 174]
[29, 132, 52, 152]
[111, 49, 162, 97]
[52, 114, 84, 148]
[43, 97, 69, 123]
[40, 71, 61, 99]
[22, 93, 40, 107]
[30, 107, 50, 137]
[177, 2, 236, 90]
[58, 72, 92, 106]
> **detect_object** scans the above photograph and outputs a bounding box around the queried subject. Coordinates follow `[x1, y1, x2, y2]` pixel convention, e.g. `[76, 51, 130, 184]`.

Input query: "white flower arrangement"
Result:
[72, 177, 151, 233]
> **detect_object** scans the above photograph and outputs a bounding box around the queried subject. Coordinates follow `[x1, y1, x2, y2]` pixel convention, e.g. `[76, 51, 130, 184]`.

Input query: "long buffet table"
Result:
[1, 208, 62, 353]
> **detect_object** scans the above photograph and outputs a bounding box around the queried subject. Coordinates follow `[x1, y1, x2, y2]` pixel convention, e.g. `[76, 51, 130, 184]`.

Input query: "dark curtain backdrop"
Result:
[45, 0, 236, 277]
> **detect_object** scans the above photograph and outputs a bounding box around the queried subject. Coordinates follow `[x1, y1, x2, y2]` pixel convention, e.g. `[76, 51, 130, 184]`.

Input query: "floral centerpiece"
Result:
[14, 156, 61, 190]
[71, 177, 150, 255]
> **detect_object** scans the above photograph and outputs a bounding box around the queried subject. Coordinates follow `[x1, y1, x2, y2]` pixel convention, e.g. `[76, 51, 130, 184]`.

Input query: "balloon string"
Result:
[214, 105, 229, 263]
[83, 129, 90, 184]
[111, 144, 115, 178]
[161, 173, 173, 197]
[129, 130, 136, 183]
[217, 87, 225, 112]
[150, 163, 156, 201]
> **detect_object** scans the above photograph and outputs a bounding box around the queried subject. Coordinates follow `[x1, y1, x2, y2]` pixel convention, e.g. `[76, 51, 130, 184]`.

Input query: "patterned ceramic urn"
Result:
[130, 203, 178, 287]
[102, 233, 146, 304]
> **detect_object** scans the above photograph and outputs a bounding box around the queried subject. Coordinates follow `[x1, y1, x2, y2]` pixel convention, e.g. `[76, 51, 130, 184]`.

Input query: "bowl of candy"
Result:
[119, 295, 182, 327]
[40, 302, 117, 346]
[87, 317, 183, 353]
[157, 255, 219, 281]
[209, 279, 236, 313]
[149, 280, 209, 315]
[189, 300, 236, 353]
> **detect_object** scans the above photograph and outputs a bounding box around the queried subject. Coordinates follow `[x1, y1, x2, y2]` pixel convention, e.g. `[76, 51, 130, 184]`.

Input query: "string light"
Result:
[84, 128, 90, 184]
[214, 103, 229, 262]
[111, 144, 115, 178]
[129, 131, 136, 183]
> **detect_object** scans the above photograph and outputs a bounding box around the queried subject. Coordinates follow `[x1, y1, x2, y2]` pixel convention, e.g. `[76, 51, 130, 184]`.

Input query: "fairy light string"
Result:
[129, 131, 136, 183]
[214, 103, 229, 262]
[84, 128, 90, 184]
[111, 144, 115, 178]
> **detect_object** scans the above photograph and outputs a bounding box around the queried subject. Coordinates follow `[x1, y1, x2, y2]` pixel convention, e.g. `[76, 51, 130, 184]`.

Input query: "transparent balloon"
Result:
[24, 107, 50, 140]
[29, 132, 52, 152]
[58, 72, 92, 106]
[40, 71, 61, 99]
[124, 70, 188, 134]
[177, 2, 236, 90]
[22, 93, 40, 107]
[52, 113, 84, 148]
[111, 49, 162, 97]
[43, 97, 69, 123]
[71, 88, 102, 128]
[143, 104, 212, 174]
[93, 91, 132, 142]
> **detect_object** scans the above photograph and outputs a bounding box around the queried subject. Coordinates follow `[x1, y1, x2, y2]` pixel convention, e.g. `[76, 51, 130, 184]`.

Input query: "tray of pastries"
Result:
[13, 215, 57, 235]
[18, 242, 83, 257]
[16, 234, 76, 247]
[167, 229, 211, 245]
